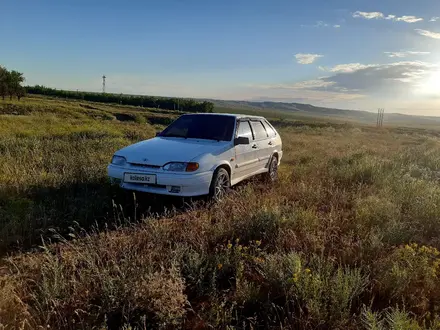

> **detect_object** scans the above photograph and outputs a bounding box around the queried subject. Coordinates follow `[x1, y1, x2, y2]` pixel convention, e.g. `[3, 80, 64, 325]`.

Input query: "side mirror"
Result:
[234, 136, 250, 146]
[155, 131, 162, 137]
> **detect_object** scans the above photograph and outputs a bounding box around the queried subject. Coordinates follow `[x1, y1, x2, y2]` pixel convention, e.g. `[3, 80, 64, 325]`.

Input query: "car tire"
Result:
[209, 167, 230, 202]
[265, 156, 278, 183]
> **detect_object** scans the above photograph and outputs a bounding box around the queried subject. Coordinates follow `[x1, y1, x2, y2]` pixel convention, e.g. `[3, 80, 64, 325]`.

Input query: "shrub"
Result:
[258, 252, 368, 327]
[376, 244, 440, 313]
[133, 113, 146, 124]
[232, 209, 281, 245]
[129, 266, 187, 328]
[361, 306, 424, 330]
[177, 246, 217, 297]
[329, 153, 385, 187]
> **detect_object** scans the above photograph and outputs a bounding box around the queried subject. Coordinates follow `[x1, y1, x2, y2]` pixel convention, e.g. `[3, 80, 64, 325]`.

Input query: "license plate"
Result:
[124, 173, 156, 184]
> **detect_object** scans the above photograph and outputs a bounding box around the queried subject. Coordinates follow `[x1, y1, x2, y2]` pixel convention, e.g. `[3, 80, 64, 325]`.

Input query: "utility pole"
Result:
[377, 108, 384, 127]
[102, 75, 106, 93]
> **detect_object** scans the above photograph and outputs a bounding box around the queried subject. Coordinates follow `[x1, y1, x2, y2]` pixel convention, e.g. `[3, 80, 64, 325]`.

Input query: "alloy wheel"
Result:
[214, 171, 229, 201]
[269, 157, 278, 182]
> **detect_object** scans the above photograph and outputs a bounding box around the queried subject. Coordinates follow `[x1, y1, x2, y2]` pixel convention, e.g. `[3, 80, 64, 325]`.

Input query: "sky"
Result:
[2, 0, 440, 115]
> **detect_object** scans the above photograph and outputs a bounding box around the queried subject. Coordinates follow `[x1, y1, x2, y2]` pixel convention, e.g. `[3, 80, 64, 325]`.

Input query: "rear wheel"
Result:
[209, 168, 230, 202]
[265, 156, 278, 182]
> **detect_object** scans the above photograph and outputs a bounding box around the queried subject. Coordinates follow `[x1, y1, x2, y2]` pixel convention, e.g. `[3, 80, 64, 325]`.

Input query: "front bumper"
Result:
[107, 164, 213, 197]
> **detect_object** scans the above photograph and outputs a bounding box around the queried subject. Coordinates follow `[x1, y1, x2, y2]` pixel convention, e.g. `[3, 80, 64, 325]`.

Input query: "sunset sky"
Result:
[2, 0, 440, 115]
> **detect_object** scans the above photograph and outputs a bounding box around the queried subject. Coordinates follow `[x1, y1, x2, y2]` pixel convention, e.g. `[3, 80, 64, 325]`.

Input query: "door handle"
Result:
[252, 144, 258, 149]
[268, 141, 273, 146]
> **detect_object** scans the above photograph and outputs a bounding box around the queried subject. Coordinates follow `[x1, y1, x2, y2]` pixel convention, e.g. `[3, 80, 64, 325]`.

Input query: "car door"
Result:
[262, 119, 277, 164]
[233, 120, 259, 180]
[250, 120, 272, 171]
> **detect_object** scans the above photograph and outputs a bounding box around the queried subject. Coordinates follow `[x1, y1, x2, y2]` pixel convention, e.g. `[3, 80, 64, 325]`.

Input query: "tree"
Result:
[0, 66, 10, 100]
[0, 66, 25, 101]
[9, 70, 25, 100]
[16, 86, 26, 101]
[24, 84, 215, 112]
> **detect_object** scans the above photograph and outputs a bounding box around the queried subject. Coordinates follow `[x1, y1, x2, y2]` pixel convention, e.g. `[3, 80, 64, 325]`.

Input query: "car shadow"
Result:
[0, 173, 267, 255]
[0, 179, 204, 255]
[111, 185, 208, 220]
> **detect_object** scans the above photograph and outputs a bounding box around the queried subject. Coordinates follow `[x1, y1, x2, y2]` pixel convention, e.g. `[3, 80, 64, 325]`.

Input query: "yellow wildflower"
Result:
[218, 263, 223, 270]
[292, 273, 299, 283]
[420, 245, 429, 254]
[305, 268, 311, 274]
[227, 241, 232, 249]
[255, 240, 261, 246]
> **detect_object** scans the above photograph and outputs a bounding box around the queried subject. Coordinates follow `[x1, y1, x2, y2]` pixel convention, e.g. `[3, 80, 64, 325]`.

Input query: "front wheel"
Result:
[209, 168, 230, 202]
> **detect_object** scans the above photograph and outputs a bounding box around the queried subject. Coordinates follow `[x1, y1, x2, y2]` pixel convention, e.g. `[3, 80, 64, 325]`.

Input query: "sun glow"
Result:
[415, 70, 440, 96]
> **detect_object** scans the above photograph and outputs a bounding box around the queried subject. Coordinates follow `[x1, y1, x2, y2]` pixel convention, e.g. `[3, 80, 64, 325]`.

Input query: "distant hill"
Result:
[209, 99, 440, 127]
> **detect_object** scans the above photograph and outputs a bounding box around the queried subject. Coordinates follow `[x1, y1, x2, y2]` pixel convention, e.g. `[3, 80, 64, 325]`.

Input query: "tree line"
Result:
[26, 85, 215, 113]
[0, 66, 25, 100]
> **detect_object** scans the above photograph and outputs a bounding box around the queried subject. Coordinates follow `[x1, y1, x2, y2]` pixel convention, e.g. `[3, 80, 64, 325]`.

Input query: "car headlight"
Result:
[163, 162, 199, 172]
[111, 155, 127, 166]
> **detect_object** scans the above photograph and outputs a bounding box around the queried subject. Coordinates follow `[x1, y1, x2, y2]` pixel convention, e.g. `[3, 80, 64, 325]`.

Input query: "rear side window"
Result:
[263, 120, 276, 138]
[251, 120, 268, 140]
[237, 121, 253, 140]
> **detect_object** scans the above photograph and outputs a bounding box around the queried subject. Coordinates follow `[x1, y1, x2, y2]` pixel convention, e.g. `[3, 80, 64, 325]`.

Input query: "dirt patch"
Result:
[0, 103, 31, 116]
[115, 113, 136, 122]
[147, 115, 176, 126]
[79, 103, 100, 110]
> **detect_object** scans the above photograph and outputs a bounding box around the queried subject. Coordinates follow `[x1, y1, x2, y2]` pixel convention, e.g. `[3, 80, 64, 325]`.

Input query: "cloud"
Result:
[395, 16, 424, 23]
[353, 11, 423, 23]
[415, 29, 440, 39]
[329, 63, 375, 73]
[319, 61, 437, 94]
[353, 11, 385, 19]
[295, 53, 324, 64]
[266, 61, 436, 100]
[281, 80, 336, 90]
[430, 17, 440, 22]
[320, 63, 375, 73]
[245, 84, 365, 104]
[314, 21, 328, 27]
[301, 21, 341, 28]
[301, 21, 327, 28]
[239, 61, 440, 111]
[384, 51, 430, 58]
[246, 61, 438, 106]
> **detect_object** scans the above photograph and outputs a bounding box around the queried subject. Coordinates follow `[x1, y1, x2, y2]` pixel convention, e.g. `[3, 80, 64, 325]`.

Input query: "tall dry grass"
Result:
[2, 97, 440, 328]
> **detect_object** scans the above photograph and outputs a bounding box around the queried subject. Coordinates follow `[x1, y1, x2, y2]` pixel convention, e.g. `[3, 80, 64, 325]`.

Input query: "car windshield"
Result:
[159, 114, 235, 141]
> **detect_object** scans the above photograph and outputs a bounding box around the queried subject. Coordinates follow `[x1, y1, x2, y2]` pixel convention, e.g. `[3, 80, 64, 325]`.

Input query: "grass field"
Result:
[2, 96, 440, 329]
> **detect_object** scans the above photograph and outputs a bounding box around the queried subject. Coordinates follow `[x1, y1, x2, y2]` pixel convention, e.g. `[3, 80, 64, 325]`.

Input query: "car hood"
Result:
[115, 137, 230, 166]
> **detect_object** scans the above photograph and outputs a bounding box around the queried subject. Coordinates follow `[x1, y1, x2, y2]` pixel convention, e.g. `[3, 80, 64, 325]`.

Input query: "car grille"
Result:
[127, 182, 167, 189]
[128, 162, 161, 170]
[146, 183, 167, 189]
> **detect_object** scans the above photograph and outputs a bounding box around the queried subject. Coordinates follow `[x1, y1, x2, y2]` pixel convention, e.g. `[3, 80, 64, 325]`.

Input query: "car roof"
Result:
[182, 113, 266, 120]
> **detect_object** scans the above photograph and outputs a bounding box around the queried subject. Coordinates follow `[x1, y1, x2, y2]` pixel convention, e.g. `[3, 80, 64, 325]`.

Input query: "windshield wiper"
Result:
[162, 134, 187, 139]
[186, 136, 222, 142]
[200, 137, 221, 142]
